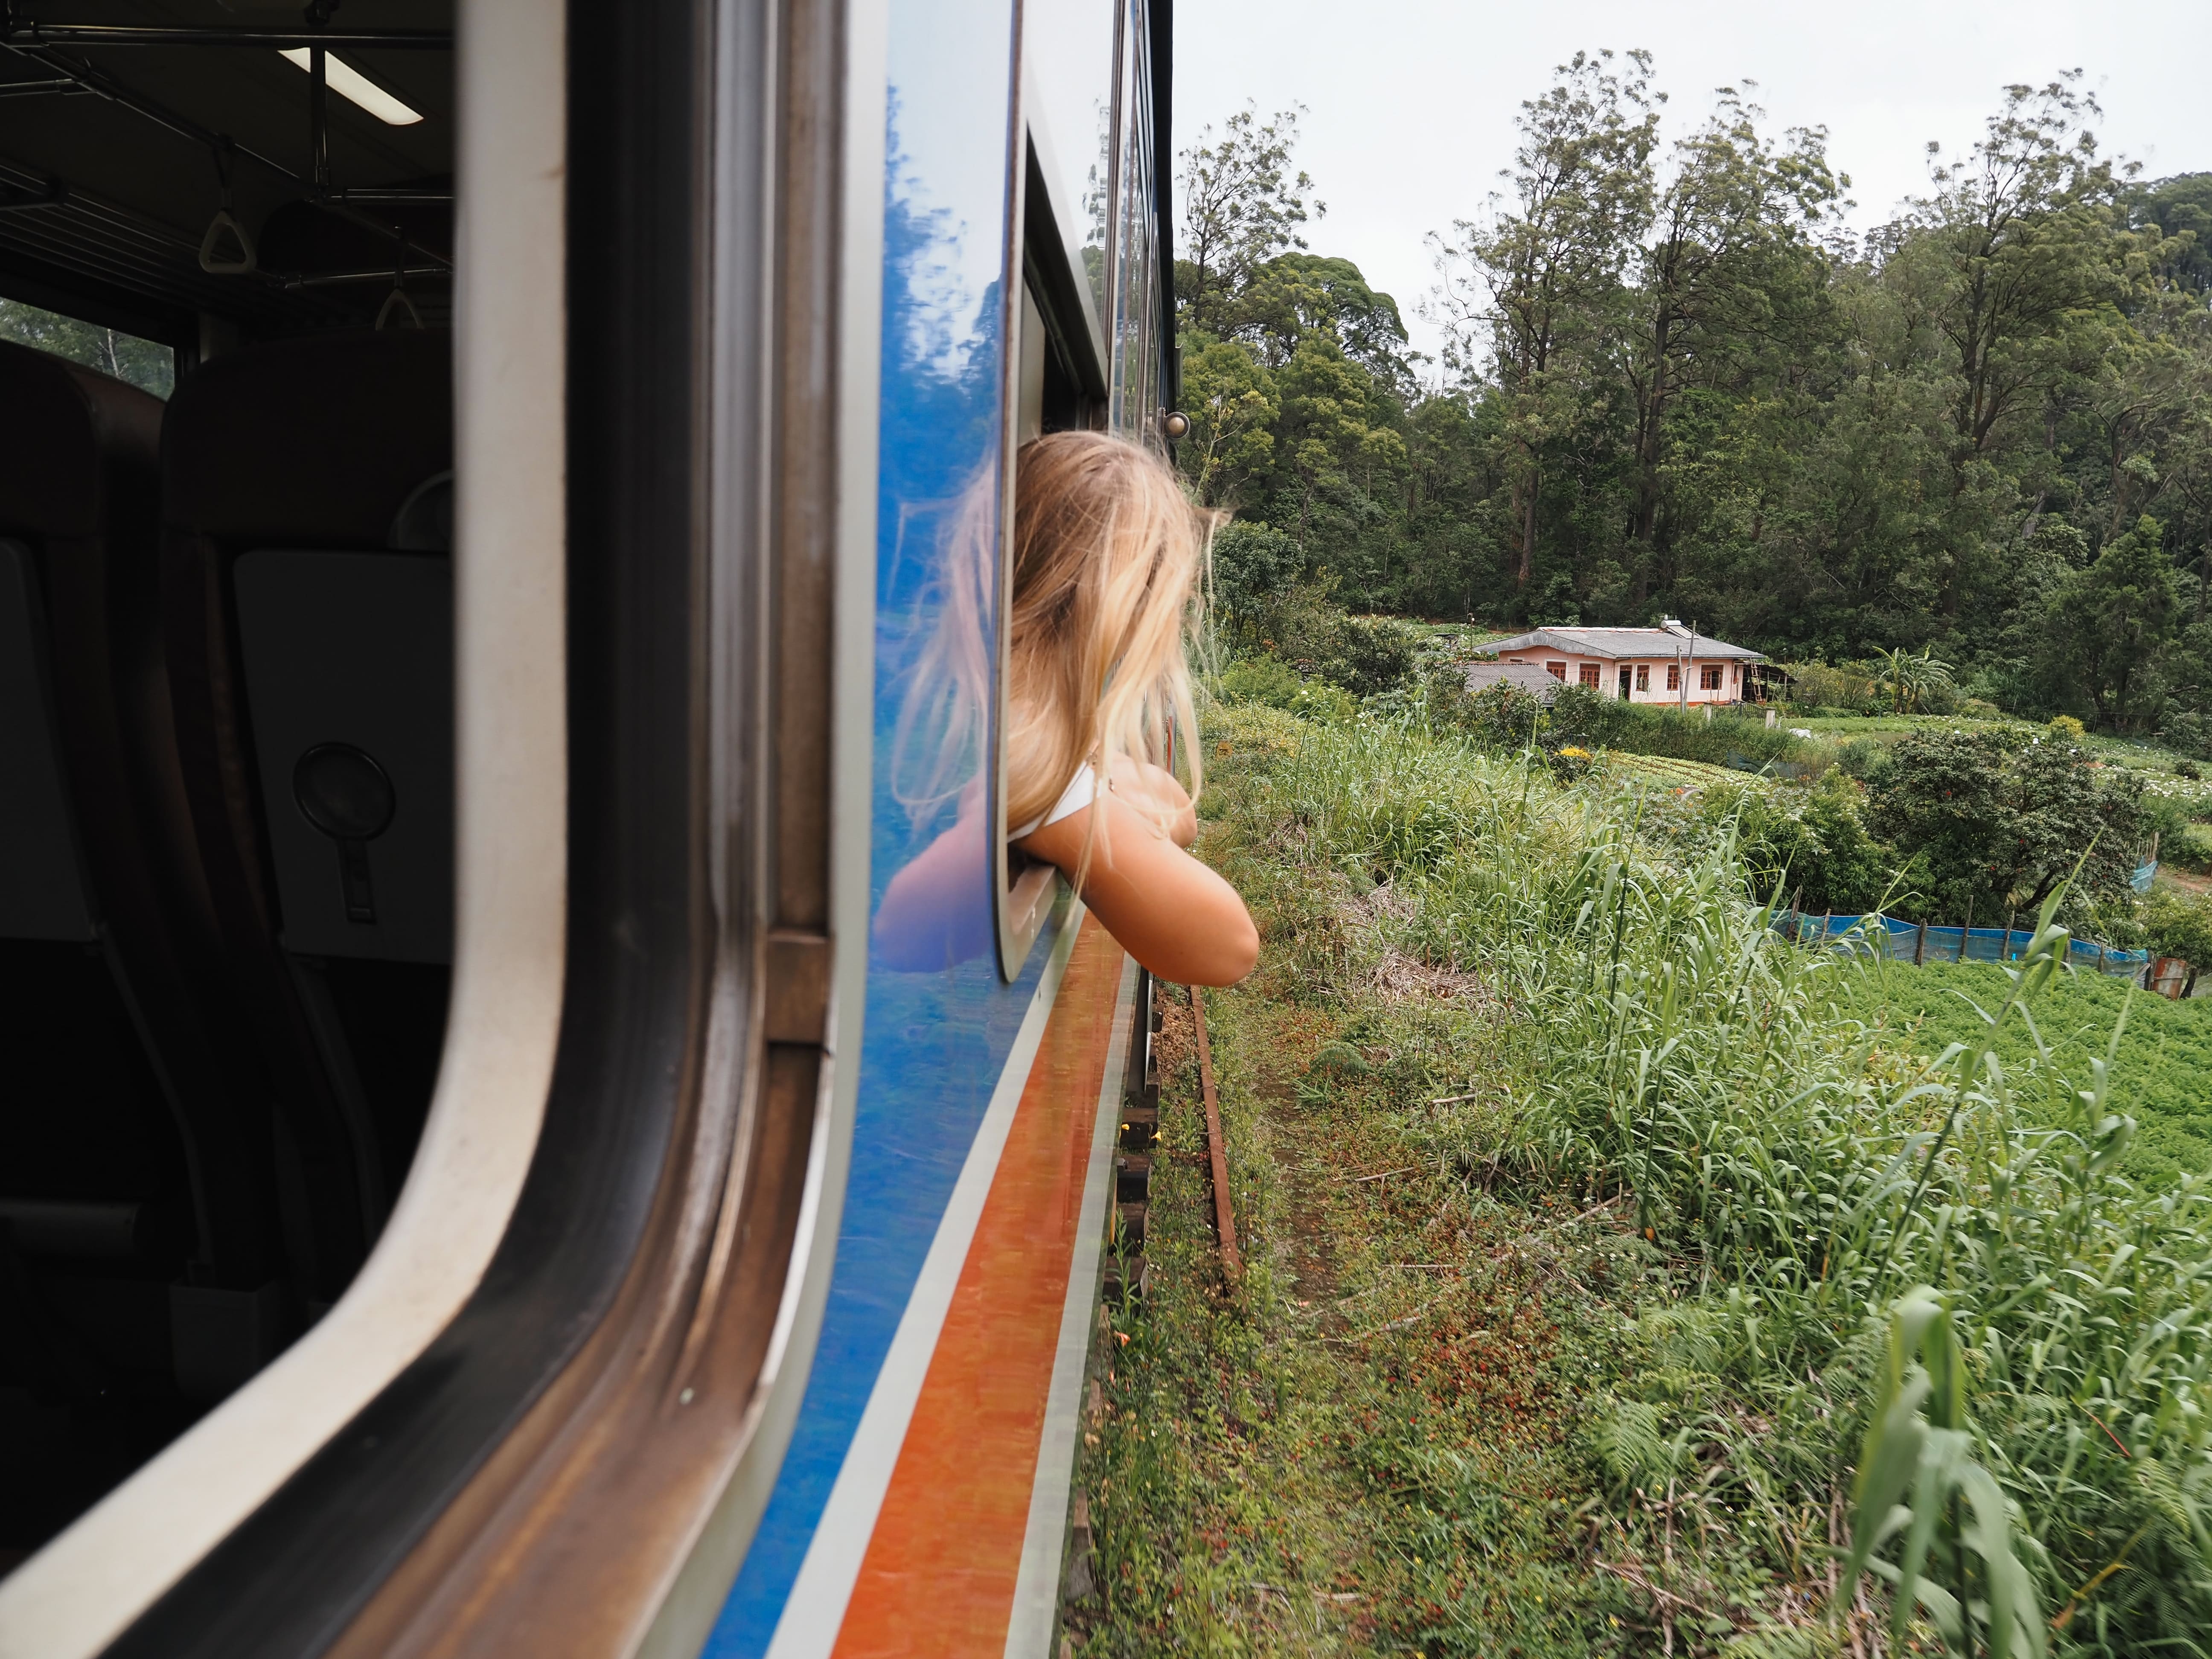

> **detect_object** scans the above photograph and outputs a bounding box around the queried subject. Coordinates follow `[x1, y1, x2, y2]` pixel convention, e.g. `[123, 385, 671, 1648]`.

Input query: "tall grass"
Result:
[1226, 706, 2212, 1653]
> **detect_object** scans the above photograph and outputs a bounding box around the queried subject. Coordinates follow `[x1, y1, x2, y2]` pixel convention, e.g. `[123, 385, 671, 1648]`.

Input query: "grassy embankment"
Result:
[1063, 703, 2212, 1659]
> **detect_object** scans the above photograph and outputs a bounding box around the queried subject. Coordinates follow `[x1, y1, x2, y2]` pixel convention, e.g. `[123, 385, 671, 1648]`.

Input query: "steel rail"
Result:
[1188, 986, 1242, 1278]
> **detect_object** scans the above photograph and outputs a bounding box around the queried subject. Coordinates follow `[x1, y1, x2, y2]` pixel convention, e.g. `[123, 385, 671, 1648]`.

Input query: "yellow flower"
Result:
[1558, 745, 1593, 759]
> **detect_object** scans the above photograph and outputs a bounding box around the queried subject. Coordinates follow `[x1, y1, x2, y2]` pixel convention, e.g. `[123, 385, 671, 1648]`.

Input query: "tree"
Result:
[1271, 335, 1406, 543]
[1177, 104, 1323, 339]
[2130, 172, 2212, 297]
[1179, 336, 1278, 508]
[1868, 727, 2148, 922]
[1893, 73, 2130, 617]
[1619, 89, 1844, 600]
[1873, 646, 1955, 714]
[2036, 514, 2180, 729]
[1232, 253, 1409, 381]
[1432, 49, 1659, 588]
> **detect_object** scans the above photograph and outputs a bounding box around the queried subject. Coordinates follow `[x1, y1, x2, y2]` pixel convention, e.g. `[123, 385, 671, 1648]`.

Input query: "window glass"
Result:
[0, 297, 173, 399]
[1023, 0, 1117, 361]
[1109, 0, 1151, 433]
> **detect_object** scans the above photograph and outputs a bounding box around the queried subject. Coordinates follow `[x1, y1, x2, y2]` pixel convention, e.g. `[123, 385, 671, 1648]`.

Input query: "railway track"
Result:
[1107, 974, 1239, 1303]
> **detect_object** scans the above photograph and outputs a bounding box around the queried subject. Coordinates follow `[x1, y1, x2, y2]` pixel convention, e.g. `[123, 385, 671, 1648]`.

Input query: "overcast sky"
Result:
[1173, 0, 2212, 373]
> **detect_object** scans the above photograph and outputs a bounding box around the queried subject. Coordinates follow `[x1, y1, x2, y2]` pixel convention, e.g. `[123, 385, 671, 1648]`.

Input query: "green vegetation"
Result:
[0, 298, 173, 399]
[1074, 701, 2212, 1655]
[1175, 72, 2212, 746]
[1831, 959, 2212, 1189]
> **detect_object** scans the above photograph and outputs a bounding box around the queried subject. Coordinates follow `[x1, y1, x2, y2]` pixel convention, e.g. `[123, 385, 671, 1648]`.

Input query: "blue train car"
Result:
[0, 1, 1176, 1652]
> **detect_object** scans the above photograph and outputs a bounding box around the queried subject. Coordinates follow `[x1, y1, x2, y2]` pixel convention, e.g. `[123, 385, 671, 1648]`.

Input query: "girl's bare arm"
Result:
[1107, 754, 1197, 847]
[1016, 788, 1257, 985]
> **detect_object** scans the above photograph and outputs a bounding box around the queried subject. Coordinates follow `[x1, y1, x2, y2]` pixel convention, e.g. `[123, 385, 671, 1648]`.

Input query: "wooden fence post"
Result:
[1914, 922, 1926, 966]
[1959, 899, 1974, 962]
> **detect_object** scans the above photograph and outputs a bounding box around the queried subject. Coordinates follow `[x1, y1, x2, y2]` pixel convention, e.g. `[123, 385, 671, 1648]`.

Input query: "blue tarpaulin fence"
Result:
[1775, 910, 2151, 977]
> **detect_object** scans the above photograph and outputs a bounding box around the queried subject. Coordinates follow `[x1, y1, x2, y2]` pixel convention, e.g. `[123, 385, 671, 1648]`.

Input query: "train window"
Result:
[0, 298, 175, 398]
[0, 1, 487, 1627]
[995, 72, 1120, 979]
[1109, 0, 1155, 435]
[1021, 0, 1118, 373]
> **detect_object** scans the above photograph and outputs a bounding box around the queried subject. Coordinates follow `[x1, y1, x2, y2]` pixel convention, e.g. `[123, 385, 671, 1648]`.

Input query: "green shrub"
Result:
[2142, 889, 2212, 969]
[2167, 820, 2212, 870]
[1218, 652, 1303, 708]
[1781, 661, 1877, 710]
[1835, 735, 1887, 780]
[1334, 614, 1419, 697]
[1867, 727, 2149, 926]
[1727, 771, 1906, 914]
[1246, 583, 1419, 698]
[1218, 653, 1357, 722]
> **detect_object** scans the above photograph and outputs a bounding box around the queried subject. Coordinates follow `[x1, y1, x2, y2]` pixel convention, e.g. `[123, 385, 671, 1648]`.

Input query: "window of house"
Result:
[1700, 664, 1723, 690]
[1545, 661, 1566, 681]
[1666, 663, 1680, 690]
[1634, 664, 1649, 692]
[1578, 664, 1600, 688]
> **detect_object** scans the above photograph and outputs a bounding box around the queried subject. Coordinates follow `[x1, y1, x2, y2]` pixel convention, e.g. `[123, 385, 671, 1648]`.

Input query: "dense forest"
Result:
[1176, 55, 2212, 739]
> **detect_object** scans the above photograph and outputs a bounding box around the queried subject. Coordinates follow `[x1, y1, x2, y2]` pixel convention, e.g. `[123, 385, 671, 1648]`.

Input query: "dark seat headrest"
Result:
[0, 338, 164, 540]
[163, 330, 453, 547]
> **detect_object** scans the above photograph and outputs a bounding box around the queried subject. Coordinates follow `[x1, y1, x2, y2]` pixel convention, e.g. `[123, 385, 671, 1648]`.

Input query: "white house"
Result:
[1476, 620, 1764, 706]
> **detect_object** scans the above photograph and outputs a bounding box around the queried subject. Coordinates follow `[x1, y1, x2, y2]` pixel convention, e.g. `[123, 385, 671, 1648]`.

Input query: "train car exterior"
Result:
[0, 0, 1176, 1654]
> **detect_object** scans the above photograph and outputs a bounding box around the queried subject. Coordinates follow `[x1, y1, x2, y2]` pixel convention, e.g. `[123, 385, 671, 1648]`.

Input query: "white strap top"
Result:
[1009, 763, 1096, 841]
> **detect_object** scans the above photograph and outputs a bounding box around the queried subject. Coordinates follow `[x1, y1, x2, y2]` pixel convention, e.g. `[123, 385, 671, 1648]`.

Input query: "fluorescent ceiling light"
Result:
[277, 48, 423, 126]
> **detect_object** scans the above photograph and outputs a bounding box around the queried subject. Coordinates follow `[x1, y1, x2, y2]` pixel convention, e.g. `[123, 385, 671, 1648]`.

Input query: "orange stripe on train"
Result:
[832, 915, 1123, 1656]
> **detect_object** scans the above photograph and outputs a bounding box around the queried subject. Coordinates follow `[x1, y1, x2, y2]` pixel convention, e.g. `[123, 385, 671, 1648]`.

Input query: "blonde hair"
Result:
[1007, 431, 1213, 881]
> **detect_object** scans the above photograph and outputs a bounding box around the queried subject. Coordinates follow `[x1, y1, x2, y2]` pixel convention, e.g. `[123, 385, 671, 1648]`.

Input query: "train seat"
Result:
[0, 341, 289, 1558]
[160, 330, 456, 1304]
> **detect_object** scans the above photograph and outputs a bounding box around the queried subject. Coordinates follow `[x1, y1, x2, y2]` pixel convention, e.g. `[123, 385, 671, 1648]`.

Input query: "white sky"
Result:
[1172, 0, 2212, 372]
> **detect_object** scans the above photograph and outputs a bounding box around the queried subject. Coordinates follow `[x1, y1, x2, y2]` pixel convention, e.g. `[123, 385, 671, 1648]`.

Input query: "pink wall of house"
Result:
[1502, 653, 1748, 704]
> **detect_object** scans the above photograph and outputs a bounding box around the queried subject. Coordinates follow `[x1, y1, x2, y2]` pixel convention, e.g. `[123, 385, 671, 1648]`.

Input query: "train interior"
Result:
[0, 3, 456, 1576]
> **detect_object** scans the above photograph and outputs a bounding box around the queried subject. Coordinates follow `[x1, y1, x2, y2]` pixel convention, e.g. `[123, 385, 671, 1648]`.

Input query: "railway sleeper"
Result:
[1114, 1150, 1151, 1205]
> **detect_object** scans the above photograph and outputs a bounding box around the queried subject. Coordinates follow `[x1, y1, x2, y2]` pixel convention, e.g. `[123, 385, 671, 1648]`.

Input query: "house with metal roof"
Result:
[1475, 620, 1765, 706]
[1460, 661, 1565, 700]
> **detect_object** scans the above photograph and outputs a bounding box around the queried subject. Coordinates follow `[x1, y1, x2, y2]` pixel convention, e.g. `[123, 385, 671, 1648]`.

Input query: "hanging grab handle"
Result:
[199, 210, 256, 274]
[198, 137, 256, 274]
[375, 286, 422, 330]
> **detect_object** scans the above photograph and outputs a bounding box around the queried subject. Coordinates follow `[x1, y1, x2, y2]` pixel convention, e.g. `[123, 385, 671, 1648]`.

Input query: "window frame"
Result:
[992, 16, 1126, 985]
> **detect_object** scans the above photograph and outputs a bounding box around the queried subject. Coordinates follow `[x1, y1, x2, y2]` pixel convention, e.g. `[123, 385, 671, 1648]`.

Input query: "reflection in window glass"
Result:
[0, 298, 174, 399]
[1024, 0, 1117, 361]
[1109, 0, 1151, 434]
